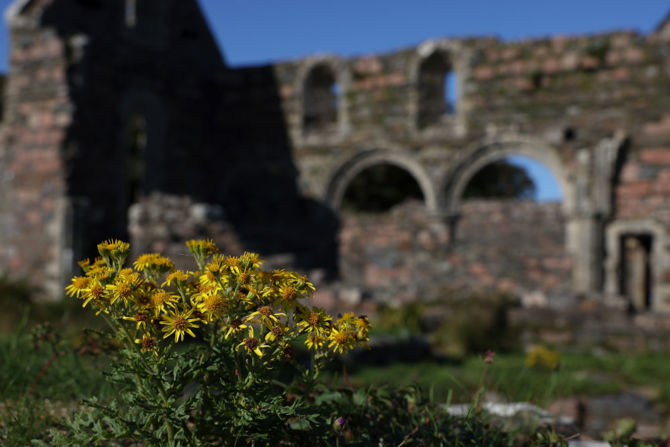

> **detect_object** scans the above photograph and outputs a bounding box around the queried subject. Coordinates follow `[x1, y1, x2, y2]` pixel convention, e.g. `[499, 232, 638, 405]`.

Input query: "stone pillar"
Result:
[567, 214, 603, 294]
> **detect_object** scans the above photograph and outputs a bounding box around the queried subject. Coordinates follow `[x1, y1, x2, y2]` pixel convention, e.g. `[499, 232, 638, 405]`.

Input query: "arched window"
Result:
[126, 112, 147, 205]
[417, 51, 453, 129]
[341, 163, 423, 213]
[303, 64, 338, 134]
[463, 155, 562, 202]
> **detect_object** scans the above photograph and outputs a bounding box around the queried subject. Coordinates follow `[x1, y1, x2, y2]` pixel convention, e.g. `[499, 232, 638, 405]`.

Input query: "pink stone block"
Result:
[473, 66, 494, 80]
[624, 47, 645, 64]
[620, 162, 638, 182]
[279, 84, 293, 98]
[640, 148, 670, 165]
[561, 53, 579, 71]
[612, 67, 631, 81]
[643, 115, 670, 136]
[543, 58, 560, 74]
[353, 56, 382, 75]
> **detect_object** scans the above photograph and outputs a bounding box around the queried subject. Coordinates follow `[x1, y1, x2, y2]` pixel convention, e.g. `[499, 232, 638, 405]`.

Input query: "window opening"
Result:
[464, 156, 562, 202]
[303, 64, 338, 134]
[445, 71, 458, 115]
[125, 0, 137, 27]
[418, 51, 452, 129]
[619, 233, 653, 311]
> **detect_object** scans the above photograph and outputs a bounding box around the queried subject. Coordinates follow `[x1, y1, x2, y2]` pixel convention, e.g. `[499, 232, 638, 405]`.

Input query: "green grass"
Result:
[328, 351, 670, 409]
[0, 315, 112, 444]
[0, 333, 111, 403]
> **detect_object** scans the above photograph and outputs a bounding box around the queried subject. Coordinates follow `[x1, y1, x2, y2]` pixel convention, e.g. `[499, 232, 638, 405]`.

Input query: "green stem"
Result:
[106, 314, 177, 444]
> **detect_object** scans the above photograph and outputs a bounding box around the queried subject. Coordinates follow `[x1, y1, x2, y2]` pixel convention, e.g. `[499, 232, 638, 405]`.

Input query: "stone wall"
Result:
[339, 199, 571, 306]
[1, 0, 670, 309]
[0, 1, 72, 297]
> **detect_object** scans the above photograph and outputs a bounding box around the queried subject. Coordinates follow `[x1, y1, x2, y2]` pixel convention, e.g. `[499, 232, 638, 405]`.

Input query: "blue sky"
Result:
[2, 0, 669, 201]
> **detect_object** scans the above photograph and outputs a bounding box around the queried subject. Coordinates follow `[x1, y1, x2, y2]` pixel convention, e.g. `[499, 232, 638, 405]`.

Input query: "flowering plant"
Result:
[53, 239, 370, 446]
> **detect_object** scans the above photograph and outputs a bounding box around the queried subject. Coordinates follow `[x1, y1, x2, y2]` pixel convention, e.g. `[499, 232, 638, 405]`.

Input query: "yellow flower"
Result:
[65, 276, 90, 298]
[105, 275, 142, 306]
[237, 327, 270, 357]
[337, 312, 356, 326]
[305, 333, 325, 350]
[245, 305, 285, 329]
[525, 345, 560, 370]
[222, 256, 242, 275]
[355, 315, 371, 331]
[85, 261, 114, 281]
[296, 307, 332, 335]
[82, 281, 105, 307]
[240, 252, 262, 270]
[77, 258, 91, 271]
[223, 318, 248, 339]
[163, 270, 190, 287]
[123, 311, 150, 330]
[200, 255, 228, 286]
[277, 284, 304, 311]
[264, 324, 288, 343]
[327, 327, 354, 354]
[197, 293, 227, 321]
[134, 253, 175, 273]
[354, 315, 371, 341]
[186, 239, 218, 257]
[135, 333, 158, 354]
[159, 309, 201, 342]
[97, 239, 130, 264]
[150, 290, 178, 315]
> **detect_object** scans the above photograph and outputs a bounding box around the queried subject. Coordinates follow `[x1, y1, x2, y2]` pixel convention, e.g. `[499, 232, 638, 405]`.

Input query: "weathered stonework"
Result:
[1, 1, 670, 313]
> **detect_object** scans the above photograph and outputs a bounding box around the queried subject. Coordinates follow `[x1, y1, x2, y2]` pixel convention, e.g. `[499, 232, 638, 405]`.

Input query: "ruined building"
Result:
[1, 0, 670, 312]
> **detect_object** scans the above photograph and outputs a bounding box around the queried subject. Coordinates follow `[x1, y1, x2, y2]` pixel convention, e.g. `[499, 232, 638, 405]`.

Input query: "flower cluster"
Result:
[65, 239, 370, 360]
[524, 344, 560, 370]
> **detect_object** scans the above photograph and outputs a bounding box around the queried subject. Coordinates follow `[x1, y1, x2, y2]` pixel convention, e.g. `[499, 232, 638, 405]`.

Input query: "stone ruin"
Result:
[1, 0, 670, 315]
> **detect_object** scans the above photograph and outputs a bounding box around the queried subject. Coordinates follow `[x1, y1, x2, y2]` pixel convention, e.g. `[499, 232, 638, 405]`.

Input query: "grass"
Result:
[0, 310, 112, 444]
[328, 351, 670, 409]
[2, 323, 670, 444]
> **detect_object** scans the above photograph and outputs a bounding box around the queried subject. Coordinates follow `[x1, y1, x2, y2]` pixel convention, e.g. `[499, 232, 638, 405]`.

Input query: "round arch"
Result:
[325, 149, 438, 213]
[441, 136, 573, 215]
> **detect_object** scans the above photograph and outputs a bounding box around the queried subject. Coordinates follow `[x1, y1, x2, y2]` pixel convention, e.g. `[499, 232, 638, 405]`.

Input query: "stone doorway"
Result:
[619, 233, 653, 311]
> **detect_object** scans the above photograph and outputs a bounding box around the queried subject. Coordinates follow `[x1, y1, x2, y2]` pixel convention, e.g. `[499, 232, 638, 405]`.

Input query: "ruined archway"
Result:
[442, 137, 573, 216]
[325, 149, 438, 213]
[439, 137, 576, 302]
[341, 163, 424, 213]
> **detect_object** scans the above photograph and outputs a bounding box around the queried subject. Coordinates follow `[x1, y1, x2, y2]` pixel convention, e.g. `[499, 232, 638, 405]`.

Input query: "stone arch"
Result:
[325, 149, 438, 213]
[295, 55, 349, 141]
[442, 136, 573, 216]
[119, 89, 166, 204]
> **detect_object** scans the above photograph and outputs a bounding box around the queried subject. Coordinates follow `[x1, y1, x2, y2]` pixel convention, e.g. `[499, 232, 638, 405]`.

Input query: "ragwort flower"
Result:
[237, 327, 270, 357]
[159, 309, 201, 342]
[65, 276, 90, 298]
[135, 333, 158, 354]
